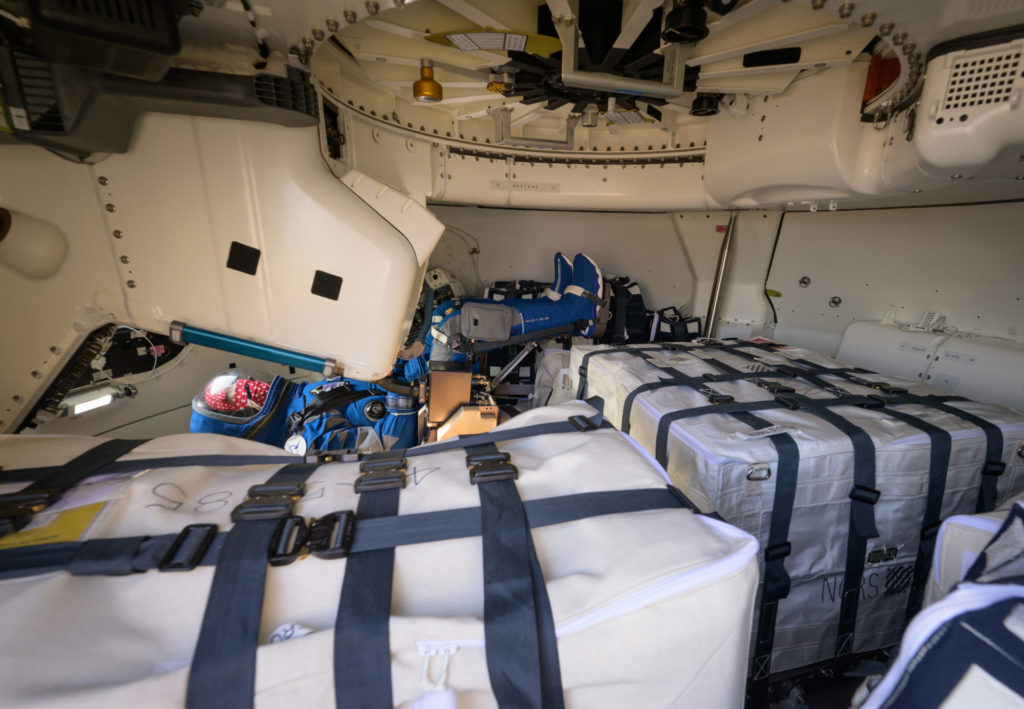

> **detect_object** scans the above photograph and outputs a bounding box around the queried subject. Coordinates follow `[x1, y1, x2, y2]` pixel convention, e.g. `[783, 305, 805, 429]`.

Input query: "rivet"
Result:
[97, 176, 109, 185]
[127, 280, 137, 288]
[120, 255, 130, 264]
[31, 370, 42, 379]
[12, 395, 23, 402]
[838, 3, 854, 19]
[799, 276, 811, 287]
[860, 12, 876, 26]
[112, 229, 123, 239]
[365, 0, 379, 15]
[343, 9, 357, 23]
[105, 203, 116, 212]
[49, 346, 61, 354]
[326, 18, 340, 32]
[893, 32, 907, 46]
[811, 0, 826, 8]
[312, 28, 325, 41]
[878, 22, 894, 36]
[829, 296, 842, 308]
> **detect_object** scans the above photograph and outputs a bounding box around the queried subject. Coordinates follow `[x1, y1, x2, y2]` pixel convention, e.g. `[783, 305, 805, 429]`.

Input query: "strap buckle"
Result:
[569, 414, 597, 431]
[268, 515, 307, 566]
[774, 395, 802, 410]
[765, 542, 792, 561]
[849, 484, 881, 505]
[159, 523, 218, 571]
[355, 457, 407, 493]
[306, 511, 355, 559]
[982, 460, 1006, 477]
[857, 395, 888, 409]
[230, 482, 306, 522]
[702, 373, 727, 383]
[469, 460, 519, 484]
[0, 488, 62, 534]
[754, 379, 795, 394]
[774, 365, 804, 378]
[875, 384, 908, 395]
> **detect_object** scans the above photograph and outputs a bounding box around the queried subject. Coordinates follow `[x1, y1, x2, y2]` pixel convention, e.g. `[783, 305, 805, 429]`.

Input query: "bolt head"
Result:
[127, 280, 137, 288]
[49, 346, 61, 354]
[893, 32, 907, 46]
[31, 371, 41, 379]
[902, 42, 916, 55]
[302, 36, 314, 50]
[811, 0, 826, 8]
[829, 296, 842, 307]
[97, 176, 109, 185]
[312, 28, 325, 41]
[12, 395, 23, 402]
[799, 276, 811, 287]
[365, 0, 379, 15]
[120, 255, 130, 264]
[860, 12, 876, 26]
[105, 203, 116, 212]
[343, 9, 357, 23]
[838, 3, 854, 19]
[326, 18, 340, 32]
[113, 229, 123, 239]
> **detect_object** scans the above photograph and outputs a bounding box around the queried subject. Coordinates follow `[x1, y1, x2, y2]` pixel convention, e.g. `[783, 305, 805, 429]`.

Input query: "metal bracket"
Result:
[488, 107, 579, 151]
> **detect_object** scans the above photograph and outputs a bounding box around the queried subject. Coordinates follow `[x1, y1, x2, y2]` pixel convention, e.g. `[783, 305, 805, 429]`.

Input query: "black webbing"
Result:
[333, 484, 401, 708]
[735, 414, 799, 682]
[575, 345, 663, 399]
[470, 443, 563, 709]
[0, 438, 146, 536]
[0, 488, 685, 580]
[186, 463, 319, 709]
[611, 282, 629, 343]
[0, 454, 304, 483]
[788, 358, 1007, 515]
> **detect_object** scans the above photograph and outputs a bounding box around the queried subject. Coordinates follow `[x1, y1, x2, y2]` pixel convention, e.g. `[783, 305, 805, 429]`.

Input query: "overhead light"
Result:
[413, 58, 443, 103]
[61, 383, 135, 416]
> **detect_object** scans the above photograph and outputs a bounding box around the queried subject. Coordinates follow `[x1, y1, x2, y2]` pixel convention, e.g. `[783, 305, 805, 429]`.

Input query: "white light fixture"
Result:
[73, 394, 114, 415]
[61, 383, 135, 416]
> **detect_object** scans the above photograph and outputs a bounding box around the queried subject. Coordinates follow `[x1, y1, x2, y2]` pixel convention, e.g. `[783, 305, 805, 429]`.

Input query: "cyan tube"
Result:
[171, 321, 333, 375]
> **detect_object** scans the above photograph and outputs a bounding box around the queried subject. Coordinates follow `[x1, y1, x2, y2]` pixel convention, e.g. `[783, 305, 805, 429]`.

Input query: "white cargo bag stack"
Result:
[854, 502, 1024, 709]
[0, 401, 758, 708]
[926, 494, 1024, 605]
[571, 340, 1024, 680]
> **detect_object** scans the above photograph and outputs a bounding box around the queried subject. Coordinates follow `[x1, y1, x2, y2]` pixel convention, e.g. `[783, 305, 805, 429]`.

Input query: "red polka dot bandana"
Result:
[204, 377, 270, 414]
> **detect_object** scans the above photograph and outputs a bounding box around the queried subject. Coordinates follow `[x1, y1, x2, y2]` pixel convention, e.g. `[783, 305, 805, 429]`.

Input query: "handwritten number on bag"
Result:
[146, 482, 186, 511]
[195, 491, 232, 513]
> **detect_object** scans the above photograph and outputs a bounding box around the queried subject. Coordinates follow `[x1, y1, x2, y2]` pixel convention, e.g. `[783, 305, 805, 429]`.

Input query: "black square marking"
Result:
[226, 241, 261, 276]
[311, 270, 342, 301]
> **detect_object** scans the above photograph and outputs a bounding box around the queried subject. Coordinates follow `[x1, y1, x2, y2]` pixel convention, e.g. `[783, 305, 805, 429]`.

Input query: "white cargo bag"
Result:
[571, 340, 1024, 679]
[0, 401, 758, 708]
[926, 494, 1024, 606]
[854, 503, 1024, 709]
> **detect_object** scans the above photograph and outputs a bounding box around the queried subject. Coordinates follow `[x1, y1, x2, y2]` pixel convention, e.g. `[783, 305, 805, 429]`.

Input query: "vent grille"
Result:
[11, 50, 64, 132]
[253, 73, 318, 120]
[44, 0, 158, 29]
[942, 50, 1020, 110]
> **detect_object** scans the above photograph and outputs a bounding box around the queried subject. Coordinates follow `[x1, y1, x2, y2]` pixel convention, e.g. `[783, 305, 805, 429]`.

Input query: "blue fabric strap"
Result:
[334, 482, 400, 708]
[469, 443, 564, 709]
[186, 462, 319, 709]
[0, 438, 146, 536]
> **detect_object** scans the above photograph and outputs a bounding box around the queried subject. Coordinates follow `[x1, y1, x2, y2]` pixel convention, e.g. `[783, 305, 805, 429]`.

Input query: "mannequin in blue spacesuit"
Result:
[397, 253, 603, 381]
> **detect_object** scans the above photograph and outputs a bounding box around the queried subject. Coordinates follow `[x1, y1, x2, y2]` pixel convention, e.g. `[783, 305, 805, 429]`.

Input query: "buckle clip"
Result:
[850, 484, 881, 505]
[306, 511, 355, 559]
[230, 481, 306, 523]
[569, 414, 597, 431]
[857, 395, 888, 409]
[355, 457, 407, 493]
[982, 460, 1006, 477]
[0, 488, 62, 534]
[774, 365, 804, 378]
[469, 460, 519, 484]
[466, 450, 510, 466]
[765, 542, 792, 561]
[159, 523, 218, 571]
[875, 384, 908, 395]
[774, 395, 802, 410]
[268, 515, 307, 566]
[754, 379, 795, 394]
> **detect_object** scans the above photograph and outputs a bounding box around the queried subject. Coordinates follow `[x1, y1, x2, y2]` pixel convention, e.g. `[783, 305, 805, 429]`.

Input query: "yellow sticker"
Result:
[0, 502, 105, 549]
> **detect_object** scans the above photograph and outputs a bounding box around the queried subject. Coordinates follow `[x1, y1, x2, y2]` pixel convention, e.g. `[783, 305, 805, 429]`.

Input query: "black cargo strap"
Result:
[461, 320, 590, 356]
[734, 414, 799, 682]
[575, 345, 664, 399]
[0, 453, 305, 483]
[186, 462, 319, 709]
[610, 281, 630, 343]
[0, 438, 146, 537]
[469, 443, 564, 709]
[0, 488, 685, 580]
[334, 476, 400, 707]
[788, 359, 1007, 514]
